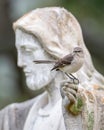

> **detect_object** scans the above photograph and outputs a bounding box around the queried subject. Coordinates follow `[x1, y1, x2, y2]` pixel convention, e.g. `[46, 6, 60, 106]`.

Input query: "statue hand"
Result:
[61, 82, 78, 103]
[60, 81, 84, 115]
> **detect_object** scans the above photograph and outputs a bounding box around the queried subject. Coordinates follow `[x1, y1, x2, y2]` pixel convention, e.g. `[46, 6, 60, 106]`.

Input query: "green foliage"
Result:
[61, 0, 104, 20]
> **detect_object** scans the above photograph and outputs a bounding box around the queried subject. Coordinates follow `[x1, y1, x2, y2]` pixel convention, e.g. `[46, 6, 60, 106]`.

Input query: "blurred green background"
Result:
[0, 0, 104, 109]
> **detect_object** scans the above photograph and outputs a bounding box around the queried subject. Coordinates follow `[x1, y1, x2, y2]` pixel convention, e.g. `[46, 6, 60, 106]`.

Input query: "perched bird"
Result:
[34, 47, 84, 84]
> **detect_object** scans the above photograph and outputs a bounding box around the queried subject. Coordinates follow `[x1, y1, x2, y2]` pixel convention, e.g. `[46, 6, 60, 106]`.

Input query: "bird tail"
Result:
[33, 60, 57, 64]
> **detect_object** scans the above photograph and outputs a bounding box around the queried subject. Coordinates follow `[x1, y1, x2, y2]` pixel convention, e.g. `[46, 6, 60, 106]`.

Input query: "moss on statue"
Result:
[88, 112, 94, 130]
[67, 97, 84, 115]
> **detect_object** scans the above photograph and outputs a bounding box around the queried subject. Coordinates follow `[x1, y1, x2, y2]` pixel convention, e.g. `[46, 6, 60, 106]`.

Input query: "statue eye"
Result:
[25, 48, 32, 52]
[74, 50, 81, 53]
[20, 47, 32, 56]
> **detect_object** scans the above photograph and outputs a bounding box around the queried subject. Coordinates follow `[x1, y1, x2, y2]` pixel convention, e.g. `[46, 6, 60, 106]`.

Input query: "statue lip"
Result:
[23, 69, 31, 75]
[24, 72, 31, 76]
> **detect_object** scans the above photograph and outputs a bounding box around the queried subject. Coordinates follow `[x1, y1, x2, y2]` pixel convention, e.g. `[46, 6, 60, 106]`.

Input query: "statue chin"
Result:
[25, 74, 52, 90]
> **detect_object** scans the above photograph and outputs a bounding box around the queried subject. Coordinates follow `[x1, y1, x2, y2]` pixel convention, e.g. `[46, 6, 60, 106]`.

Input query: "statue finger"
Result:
[64, 92, 76, 103]
[63, 87, 77, 97]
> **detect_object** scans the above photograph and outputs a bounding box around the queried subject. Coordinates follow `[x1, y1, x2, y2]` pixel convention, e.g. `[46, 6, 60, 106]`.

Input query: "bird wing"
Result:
[51, 54, 74, 71]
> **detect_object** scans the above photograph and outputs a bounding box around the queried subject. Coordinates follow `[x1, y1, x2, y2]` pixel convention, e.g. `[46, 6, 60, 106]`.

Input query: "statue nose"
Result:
[17, 53, 26, 67]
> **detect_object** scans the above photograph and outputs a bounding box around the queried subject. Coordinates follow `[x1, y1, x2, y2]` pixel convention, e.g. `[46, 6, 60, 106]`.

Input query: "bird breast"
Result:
[61, 56, 84, 73]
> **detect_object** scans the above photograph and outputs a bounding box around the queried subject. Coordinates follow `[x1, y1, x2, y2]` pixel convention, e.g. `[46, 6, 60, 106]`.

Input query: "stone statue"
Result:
[0, 7, 104, 130]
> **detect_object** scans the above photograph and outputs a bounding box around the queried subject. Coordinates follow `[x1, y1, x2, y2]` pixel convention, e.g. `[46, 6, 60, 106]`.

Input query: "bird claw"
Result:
[73, 78, 79, 85]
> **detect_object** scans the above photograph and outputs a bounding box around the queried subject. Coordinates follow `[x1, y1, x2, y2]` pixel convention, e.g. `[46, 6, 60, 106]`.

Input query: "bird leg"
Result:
[65, 73, 79, 84]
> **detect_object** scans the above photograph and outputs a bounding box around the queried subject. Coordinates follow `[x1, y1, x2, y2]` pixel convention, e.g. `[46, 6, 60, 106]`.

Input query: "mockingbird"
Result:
[34, 47, 84, 84]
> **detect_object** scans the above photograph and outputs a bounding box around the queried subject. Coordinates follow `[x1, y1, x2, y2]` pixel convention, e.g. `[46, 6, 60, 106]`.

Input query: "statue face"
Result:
[15, 29, 55, 90]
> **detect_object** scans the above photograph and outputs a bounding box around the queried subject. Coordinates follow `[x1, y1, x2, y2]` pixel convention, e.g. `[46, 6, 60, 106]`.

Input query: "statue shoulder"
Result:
[0, 93, 45, 130]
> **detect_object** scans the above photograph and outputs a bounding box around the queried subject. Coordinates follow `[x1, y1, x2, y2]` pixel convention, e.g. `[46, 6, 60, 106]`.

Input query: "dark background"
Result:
[0, 0, 104, 108]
